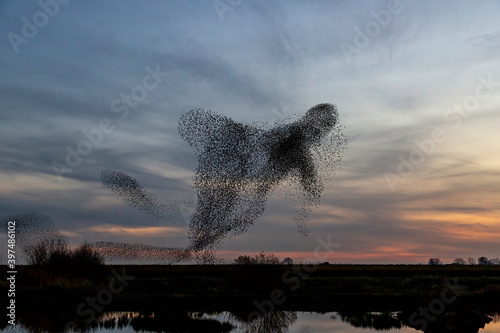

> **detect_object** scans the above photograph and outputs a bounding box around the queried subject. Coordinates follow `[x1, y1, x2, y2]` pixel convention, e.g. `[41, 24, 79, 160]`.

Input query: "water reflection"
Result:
[227, 311, 297, 333]
[2, 306, 499, 333]
[127, 311, 233, 332]
[334, 312, 402, 330]
[397, 302, 493, 333]
[0, 311, 233, 333]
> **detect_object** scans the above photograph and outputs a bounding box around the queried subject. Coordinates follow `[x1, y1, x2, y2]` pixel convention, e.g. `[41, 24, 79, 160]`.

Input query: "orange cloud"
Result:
[77, 224, 184, 237]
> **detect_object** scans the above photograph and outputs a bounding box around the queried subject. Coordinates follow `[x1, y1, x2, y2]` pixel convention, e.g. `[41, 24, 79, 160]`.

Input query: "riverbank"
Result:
[4, 264, 500, 308]
[2, 264, 500, 332]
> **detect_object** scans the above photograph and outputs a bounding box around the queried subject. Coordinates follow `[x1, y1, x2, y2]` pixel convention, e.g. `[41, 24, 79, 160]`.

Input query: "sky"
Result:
[1, 0, 500, 264]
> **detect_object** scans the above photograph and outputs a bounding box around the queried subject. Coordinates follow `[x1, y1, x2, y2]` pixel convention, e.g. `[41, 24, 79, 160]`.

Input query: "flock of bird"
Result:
[4, 104, 348, 263]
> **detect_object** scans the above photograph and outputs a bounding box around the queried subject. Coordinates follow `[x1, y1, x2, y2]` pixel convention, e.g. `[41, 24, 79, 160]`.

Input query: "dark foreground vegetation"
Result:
[3, 264, 500, 307]
[1, 263, 500, 332]
[7, 263, 500, 298]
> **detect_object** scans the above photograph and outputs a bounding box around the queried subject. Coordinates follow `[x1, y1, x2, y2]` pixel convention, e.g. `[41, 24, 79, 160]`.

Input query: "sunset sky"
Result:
[1, 0, 500, 264]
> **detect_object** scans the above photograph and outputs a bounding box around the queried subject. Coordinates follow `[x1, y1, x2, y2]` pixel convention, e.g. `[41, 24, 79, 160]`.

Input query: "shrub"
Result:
[72, 242, 105, 266]
[234, 255, 254, 265]
[234, 252, 281, 265]
[23, 238, 106, 284]
[22, 234, 68, 266]
[428, 258, 442, 265]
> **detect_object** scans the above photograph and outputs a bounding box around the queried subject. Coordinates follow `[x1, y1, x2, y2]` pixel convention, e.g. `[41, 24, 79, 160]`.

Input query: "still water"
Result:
[2, 311, 500, 333]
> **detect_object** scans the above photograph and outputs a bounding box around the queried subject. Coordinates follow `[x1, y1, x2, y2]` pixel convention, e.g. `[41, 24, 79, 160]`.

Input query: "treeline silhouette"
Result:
[428, 257, 500, 265]
[234, 252, 290, 265]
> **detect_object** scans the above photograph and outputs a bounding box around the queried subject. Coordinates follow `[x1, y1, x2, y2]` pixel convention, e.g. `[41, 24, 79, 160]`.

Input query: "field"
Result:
[2, 264, 500, 331]
[5, 264, 500, 306]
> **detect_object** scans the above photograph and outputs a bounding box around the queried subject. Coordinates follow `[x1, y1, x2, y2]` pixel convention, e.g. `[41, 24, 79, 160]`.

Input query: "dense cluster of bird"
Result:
[101, 103, 347, 253]
[101, 170, 175, 222]
[178, 103, 347, 250]
[2, 103, 347, 263]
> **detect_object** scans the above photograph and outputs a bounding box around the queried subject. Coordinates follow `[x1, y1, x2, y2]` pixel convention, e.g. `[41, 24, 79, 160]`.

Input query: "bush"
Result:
[72, 242, 105, 266]
[23, 238, 105, 283]
[478, 256, 490, 265]
[22, 234, 68, 266]
[234, 252, 281, 265]
[234, 255, 253, 265]
[428, 258, 442, 265]
[453, 258, 466, 265]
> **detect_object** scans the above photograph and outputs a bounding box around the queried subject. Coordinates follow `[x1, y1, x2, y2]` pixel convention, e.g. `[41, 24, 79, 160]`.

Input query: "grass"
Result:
[2, 264, 499, 332]
[4, 263, 500, 299]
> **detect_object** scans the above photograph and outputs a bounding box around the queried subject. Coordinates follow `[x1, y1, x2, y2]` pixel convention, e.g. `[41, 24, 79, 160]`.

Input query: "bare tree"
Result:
[234, 252, 281, 265]
[467, 257, 476, 265]
[22, 233, 68, 266]
[72, 242, 104, 266]
[282, 257, 294, 265]
[489, 258, 500, 265]
[234, 254, 254, 265]
[453, 258, 466, 265]
[428, 258, 442, 265]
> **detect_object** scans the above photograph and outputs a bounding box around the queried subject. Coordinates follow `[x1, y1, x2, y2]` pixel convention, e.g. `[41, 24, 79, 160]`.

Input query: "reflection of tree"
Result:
[10, 311, 233, 333]
[298, 325, 312, 333]
[397, 302, 493, 333]
[128, 311, 233, 332]
[10, 306, 499, 333]
[231, 311, 298, 333]
[11, 311, 124, 333]
[335, 312, 402, 330]
[335, 307, 496, 333]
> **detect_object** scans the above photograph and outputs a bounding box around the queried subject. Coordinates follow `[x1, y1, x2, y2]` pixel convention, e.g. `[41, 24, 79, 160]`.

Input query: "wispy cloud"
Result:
[1, 0, 500, 263]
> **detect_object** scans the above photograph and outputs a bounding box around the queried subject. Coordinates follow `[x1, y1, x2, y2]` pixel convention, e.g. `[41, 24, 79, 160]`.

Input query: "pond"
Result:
[2, 310, 499, 333]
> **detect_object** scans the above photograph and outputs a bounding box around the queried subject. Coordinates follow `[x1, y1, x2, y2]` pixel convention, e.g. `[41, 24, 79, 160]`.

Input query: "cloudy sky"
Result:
[1, 0, 500, 264]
